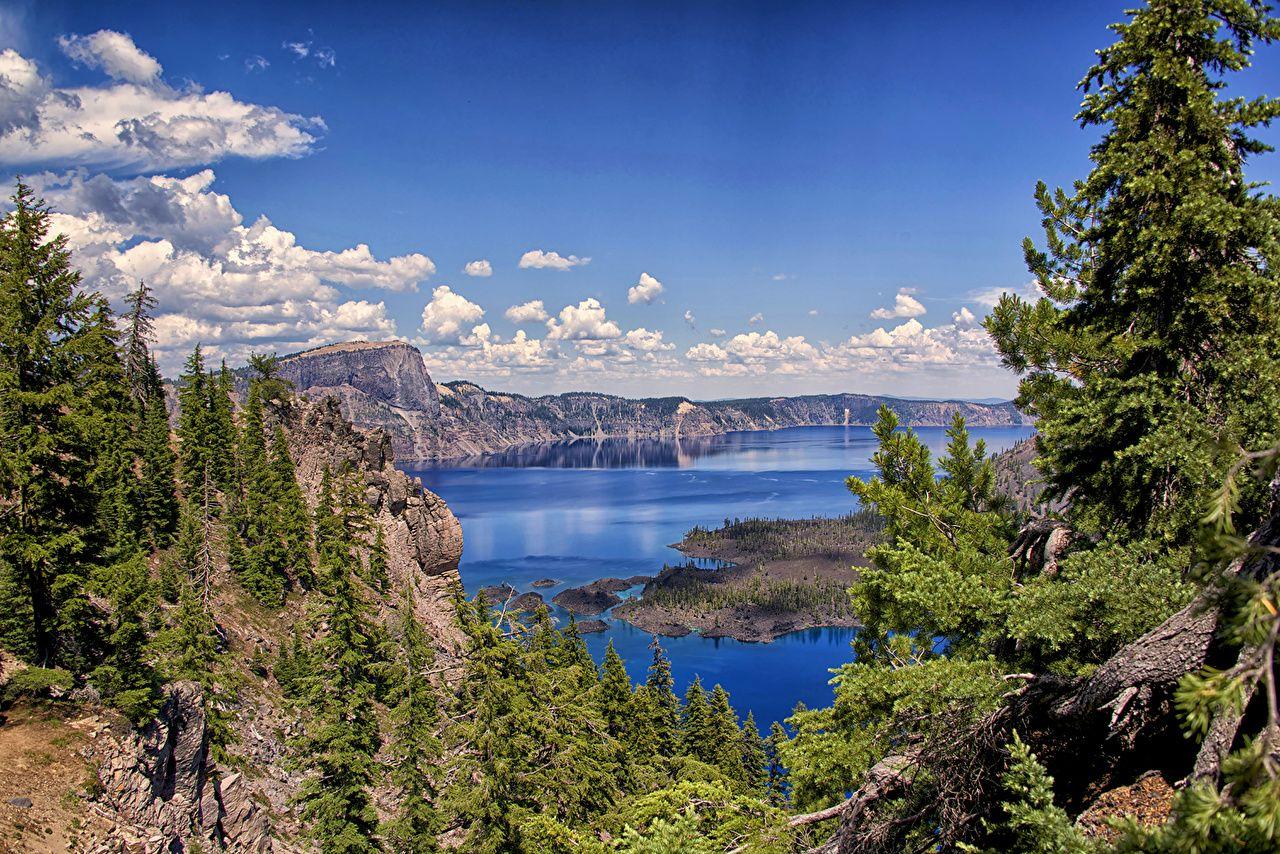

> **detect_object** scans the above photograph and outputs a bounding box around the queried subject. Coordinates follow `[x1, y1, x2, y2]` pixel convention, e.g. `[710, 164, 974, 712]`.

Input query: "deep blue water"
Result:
[408, 425, 1032, 728]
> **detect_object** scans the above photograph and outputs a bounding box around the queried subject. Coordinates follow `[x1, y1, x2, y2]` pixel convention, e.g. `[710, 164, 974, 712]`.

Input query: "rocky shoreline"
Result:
[551, 576, 650, 616]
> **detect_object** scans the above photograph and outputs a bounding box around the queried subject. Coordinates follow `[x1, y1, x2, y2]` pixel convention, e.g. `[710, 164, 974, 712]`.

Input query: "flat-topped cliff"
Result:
[271, 340, 1031, 462]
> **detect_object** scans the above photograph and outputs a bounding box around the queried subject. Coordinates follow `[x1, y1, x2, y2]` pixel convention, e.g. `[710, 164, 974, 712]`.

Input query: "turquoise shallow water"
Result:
[409, 424, 1032, 728]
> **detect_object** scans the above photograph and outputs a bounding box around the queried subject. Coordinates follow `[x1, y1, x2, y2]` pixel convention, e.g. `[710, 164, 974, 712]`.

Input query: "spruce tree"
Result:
[764, 722, 789, 805]
[642, 638, 681, 757]
[176, 345, 210, 491]
[599, 640, 633, 742]
[445, 597, 622, 850]
[384, 593, 442, 853]
[152, 560, 232, 752]
[681, 677, 714, 764]
[295, 470, 382, 852]
[269, 425, 313, 587]
[139, 359, 178, 546]
[739, 711, 767, 792]
[209, 361, 237, 492]
[0, 181, 120, 666]
[121, 280, 157, 403]
[226, 373, 312, 605]
[708, 684, 745, 783]
[555, 614, 598, 690]
[91, 553, 160, 723]
[364, 524, 390, 592]
[986, 0, 1280, 541]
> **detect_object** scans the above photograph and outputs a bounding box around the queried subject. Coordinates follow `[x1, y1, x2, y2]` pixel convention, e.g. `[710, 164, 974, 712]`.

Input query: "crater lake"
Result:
[411, 424, 1033, 728]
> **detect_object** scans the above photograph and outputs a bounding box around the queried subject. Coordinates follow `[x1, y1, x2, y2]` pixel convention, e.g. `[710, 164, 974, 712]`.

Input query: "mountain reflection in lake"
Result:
[439, 433, 750, 469]
[410, 425, 1033, 728]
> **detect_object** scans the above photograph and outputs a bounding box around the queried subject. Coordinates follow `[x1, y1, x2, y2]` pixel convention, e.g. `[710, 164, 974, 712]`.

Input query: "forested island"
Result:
[613, 514, 881, 642]
[3, 1, 1280, 852]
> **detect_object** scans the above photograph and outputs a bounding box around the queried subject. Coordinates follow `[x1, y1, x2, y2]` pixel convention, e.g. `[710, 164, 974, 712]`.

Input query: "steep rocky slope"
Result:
[273, 340, 1031, 462]
[0, 396, 464, 852]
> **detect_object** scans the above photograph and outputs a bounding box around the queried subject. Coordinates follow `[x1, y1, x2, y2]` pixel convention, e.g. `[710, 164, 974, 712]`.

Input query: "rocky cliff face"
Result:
[85, 394, 464, 852]
[274, 341, 443, 462]
[284, 396, 463, 648]
[276, 341, 1031, 463]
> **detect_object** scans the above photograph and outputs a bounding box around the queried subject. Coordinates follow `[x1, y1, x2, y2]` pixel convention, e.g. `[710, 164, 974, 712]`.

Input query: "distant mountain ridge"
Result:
[270, 340, 1032, 462]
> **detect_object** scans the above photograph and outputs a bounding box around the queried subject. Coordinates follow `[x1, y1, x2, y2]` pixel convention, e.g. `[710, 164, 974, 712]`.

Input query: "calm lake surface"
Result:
[409, 424, 1033, 728]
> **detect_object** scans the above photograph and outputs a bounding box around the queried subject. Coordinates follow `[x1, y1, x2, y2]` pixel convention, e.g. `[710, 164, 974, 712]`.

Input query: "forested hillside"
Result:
[3, 0, 1280, 851]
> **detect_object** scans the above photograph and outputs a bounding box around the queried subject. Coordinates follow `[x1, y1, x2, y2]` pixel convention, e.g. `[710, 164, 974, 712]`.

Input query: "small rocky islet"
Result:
[551, 577, 648, 616]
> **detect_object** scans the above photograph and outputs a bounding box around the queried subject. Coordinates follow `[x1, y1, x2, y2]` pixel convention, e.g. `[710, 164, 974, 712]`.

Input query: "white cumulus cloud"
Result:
[0, 34, 323, 171]
[464, 259, 492, 277]
[419, 285, 485, 344]
[545, 298, 621, 340]
[686, 342, 728, 362]
[505, 300, 549, 324]
[870, 288, 926, 320]
[33, 169, 433, 370]
[518, 249, 590, 270]
[967, 280, 1042, 308]
[627, 271, 664, 304]
[58, 30, 162, 84]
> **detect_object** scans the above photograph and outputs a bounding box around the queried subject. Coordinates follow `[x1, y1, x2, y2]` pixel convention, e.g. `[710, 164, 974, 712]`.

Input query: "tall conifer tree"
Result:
[987, 0, 1280, 540]
[384, 593, 442, 853]
[0, 181, 122, 666]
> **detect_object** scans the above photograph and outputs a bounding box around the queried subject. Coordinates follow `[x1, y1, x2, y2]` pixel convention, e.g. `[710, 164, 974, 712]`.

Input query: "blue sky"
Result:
[4, 0, 1280, 399]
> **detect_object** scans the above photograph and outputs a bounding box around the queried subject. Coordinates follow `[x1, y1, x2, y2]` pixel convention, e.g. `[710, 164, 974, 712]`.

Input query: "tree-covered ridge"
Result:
[681, 511, 884, 562]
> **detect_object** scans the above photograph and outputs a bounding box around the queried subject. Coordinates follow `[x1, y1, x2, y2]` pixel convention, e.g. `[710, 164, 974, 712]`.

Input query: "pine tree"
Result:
[599, 640, 633, 742]
[938, 410, 998, 512]
[739, 711, 767, 792]
[986, 0, 1280, 541]
[642, 638, 681, 757]
[0, 181, 121, 667]
[384, 593, 441, 853]
[708, 684, 745, 783]
[681, 676, 714, 764]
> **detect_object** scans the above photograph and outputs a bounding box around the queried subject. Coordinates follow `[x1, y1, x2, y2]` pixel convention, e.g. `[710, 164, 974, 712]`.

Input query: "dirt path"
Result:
[0, 703, 117, 852]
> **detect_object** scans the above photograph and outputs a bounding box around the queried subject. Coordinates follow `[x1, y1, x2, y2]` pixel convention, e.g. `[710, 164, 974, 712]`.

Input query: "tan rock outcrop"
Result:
[97, 682, 276, 853]
[282, 395, 464, 651]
